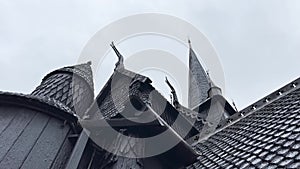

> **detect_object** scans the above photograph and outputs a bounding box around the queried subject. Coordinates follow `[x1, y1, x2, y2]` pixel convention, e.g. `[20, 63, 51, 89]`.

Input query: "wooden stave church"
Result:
[0, 42, 299, 169]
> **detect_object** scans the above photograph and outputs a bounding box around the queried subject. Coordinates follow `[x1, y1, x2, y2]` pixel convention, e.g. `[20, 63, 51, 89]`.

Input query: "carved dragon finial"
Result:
[165, 77, 179, 108]
[110, 41, 124, 70]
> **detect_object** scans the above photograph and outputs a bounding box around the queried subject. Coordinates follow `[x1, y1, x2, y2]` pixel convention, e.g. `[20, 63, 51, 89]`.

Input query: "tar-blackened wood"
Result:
[50, 130, 73, 169]
[0, 104, 75, 169]
[0, 106, 17, 134]
[0, 112, 50, 169]
[77, 144, 95, 169]
[98, 129, 144, 169]
[0, 107, 36, 163]
[0, 61, 94, 169]
[20, 117, 70, 169]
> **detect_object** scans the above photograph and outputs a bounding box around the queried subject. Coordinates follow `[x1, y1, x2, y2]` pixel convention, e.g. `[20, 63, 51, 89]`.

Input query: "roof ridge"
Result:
[193, 76, 300, 145]
[239, 77, 300, 117]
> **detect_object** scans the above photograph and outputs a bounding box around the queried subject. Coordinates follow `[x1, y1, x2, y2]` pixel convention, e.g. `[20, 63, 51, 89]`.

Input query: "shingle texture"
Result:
[91, 68, 200, 140]
[45, 61, 94, 90]
[31, 62, 94, 117]
[188, 47, 210, 109]
[0, 91, 74, 116]
[176, 105, 205, 132]
[187, 87, 300, 169]
[93, 69, 151, 119]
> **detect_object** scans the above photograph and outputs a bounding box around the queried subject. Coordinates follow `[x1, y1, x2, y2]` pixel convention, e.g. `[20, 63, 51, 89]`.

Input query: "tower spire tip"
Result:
[188, 38, 192, 48]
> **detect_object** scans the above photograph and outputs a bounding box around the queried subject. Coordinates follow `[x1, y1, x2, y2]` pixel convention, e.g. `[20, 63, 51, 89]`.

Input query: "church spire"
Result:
[188, 39, 210, 108]
[110, 41, 124, 70]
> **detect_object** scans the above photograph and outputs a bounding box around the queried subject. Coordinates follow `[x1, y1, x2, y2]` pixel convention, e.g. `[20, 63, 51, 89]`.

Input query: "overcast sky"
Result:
[0, 0, 299, 110]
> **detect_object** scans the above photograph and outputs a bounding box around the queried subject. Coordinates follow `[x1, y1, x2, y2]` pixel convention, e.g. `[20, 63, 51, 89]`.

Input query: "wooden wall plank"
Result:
[50, 130, 73, 169]
[20, 117, 70, 169]
[0, 108, 36, 162]
[0, 111, 50, 169]
[0, 106, 18, 134]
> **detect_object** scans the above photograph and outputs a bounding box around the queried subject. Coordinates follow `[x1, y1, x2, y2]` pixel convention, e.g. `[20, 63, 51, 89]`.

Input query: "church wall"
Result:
[0, 105, 73, 169]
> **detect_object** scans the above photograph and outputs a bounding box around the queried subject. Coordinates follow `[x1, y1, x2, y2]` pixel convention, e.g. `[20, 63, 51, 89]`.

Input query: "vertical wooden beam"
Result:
[65, 129, 90, 169]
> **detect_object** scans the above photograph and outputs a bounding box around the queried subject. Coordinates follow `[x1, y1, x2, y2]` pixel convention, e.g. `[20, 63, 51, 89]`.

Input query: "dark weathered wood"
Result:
[50, 130, 73, 169]
[20, 117, 70, 169]
[65, 129, 90, 169]
[98, 129, 144, 169]
[0, 111, 50, 169]
[198, 98, 225, 139]
[77, 142, 94, 169]
[0, 106, 18, 134]
[80, 118, 160, 129]
[0, 107, 36, 162]
[85, 149, 104, 169]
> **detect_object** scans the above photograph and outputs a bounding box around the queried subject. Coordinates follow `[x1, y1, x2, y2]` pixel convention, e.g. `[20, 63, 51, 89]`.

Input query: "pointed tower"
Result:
[186, 40, 238, 141]
[188, 39, 210, 109]
[31, 61, 94, 117]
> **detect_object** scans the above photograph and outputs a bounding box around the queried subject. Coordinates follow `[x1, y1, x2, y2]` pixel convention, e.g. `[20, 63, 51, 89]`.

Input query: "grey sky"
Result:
[0, 0, 299, 110]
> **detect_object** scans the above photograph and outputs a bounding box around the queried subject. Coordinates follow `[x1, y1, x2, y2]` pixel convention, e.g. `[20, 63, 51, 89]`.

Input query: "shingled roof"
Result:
[42, 61, 94, 90]
[31, 61, 94, 117]
[84, 43, 200, 142]
[84, 67, 201, 140]
[85, 68, 151, 119]
[187, 77, 300, 169]
[81, 58, 200, 167]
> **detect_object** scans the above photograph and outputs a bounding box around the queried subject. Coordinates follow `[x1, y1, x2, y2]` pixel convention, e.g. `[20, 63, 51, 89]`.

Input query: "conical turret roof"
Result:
[31, 61, 94, 117]
[42, 61, 94, 91]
